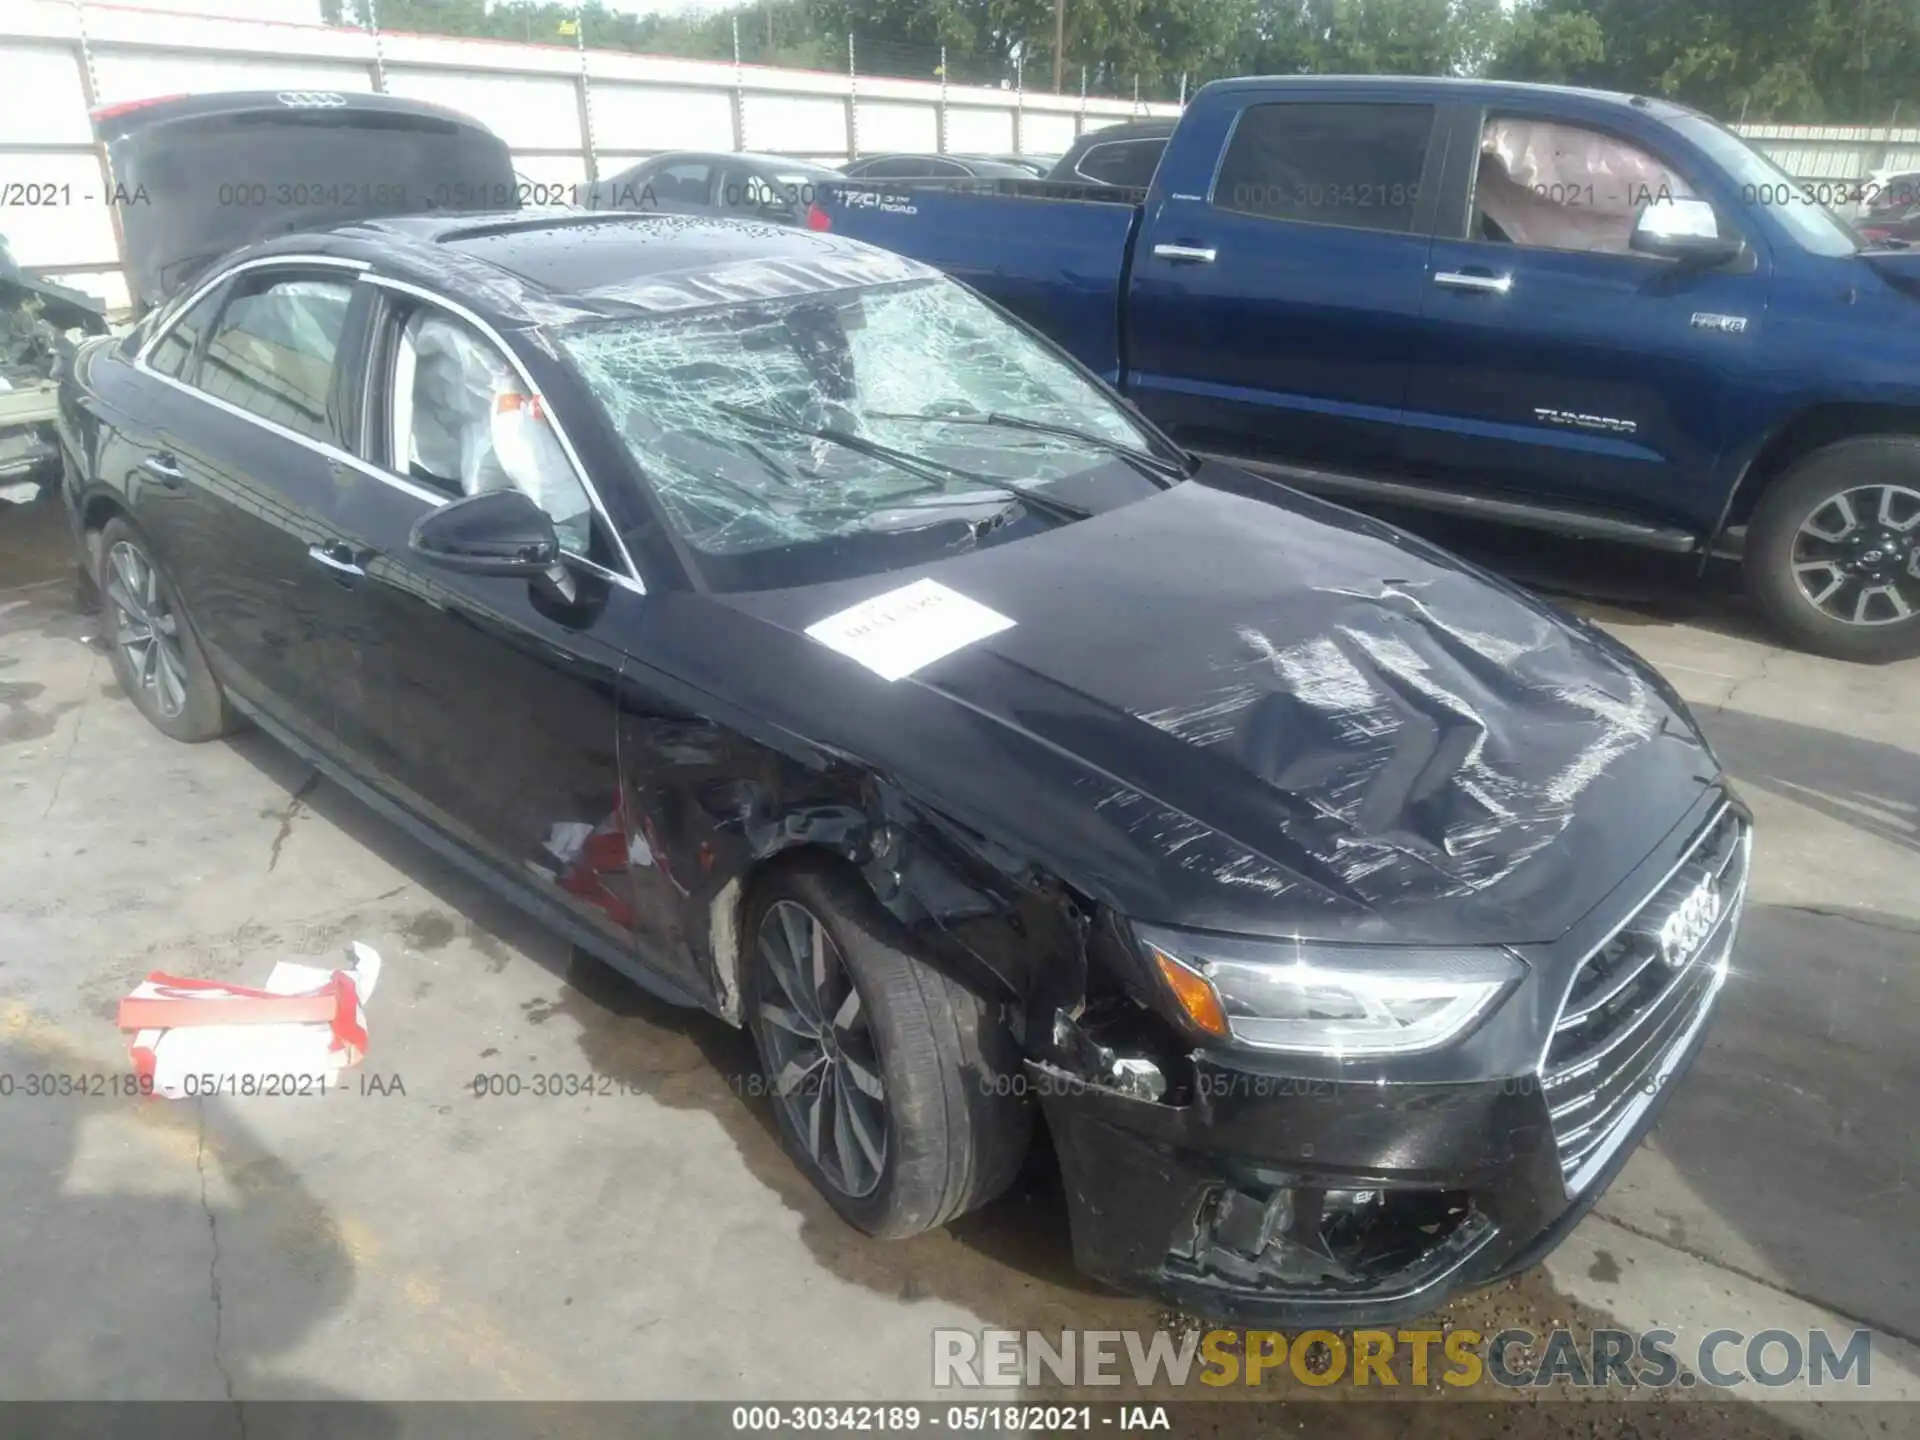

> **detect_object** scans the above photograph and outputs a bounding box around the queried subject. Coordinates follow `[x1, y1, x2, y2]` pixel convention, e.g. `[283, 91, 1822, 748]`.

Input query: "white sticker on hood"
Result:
[804, 578, 1014, 682]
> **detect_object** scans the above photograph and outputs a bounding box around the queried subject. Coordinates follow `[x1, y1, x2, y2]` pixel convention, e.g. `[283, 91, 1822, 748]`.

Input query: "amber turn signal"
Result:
[1152, 946, 1229, 1038]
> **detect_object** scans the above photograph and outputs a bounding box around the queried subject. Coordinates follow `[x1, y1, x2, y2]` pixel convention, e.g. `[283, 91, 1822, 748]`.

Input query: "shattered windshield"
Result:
[559, 277, 1171, 588]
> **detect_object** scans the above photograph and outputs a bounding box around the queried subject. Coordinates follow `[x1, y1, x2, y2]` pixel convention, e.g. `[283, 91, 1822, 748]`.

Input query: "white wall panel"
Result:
[854, 101, 937, 154]
[1020, 112, 1080, 156]
[744, 94, 846, 153]
[592, 84, 734, 152]
[944, 106, 1016, 154]
[0, 154, 118, 270]
[383, 70, 580, 150]
[91, 52, 373, 106]
[0, 43, 91, 144]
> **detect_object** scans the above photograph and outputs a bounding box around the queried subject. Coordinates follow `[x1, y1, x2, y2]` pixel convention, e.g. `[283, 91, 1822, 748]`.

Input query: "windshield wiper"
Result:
[869, 409, 1189, 485]
[711, 401, 1094, 523]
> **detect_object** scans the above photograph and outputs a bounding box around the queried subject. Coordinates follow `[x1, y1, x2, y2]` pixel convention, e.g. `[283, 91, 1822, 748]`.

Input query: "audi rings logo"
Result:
[1657, 874, 1723, 968]
[276, 91, 348, 108]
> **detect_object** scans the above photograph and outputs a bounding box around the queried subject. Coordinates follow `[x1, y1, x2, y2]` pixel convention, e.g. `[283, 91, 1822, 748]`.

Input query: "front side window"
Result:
[389, 308, 594, 556]
[559, 276, 1170, 591]
[191, 274, 352, 440]
[1472, 117, 1703, 255]
[1215, 102, 1435, 233]
[1665, 112, 1860, 257]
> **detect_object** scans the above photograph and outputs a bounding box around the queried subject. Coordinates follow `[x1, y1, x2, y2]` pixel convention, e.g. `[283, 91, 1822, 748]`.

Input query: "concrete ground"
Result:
[0, 490, 1915, 1436]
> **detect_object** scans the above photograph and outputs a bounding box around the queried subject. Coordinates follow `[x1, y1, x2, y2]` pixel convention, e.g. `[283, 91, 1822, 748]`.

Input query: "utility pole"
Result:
[1052, 0, 1065, 94]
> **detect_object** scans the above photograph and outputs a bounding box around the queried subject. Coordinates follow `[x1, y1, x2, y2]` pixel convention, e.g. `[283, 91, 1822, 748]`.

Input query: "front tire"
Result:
[1746, 437, 1920, 662]
[743, 855, 1032, 1239]
[96, 517, 236, 742]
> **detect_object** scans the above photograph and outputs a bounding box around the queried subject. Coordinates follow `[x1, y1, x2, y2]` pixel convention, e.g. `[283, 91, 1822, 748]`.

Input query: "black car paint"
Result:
[58, 210, 1740, 1324]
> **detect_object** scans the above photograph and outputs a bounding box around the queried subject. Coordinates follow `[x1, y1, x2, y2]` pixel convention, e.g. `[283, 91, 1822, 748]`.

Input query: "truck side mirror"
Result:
[1631, 197, 1747, 268]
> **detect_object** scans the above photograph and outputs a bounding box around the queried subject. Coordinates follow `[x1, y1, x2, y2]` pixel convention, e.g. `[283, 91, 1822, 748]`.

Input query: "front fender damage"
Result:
[705, 775, 1193, 1107]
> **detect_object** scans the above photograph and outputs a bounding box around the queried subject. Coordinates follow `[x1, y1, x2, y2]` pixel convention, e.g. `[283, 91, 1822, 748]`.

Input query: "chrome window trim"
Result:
[128, 261, 644, 597]
[358, 273, 645, 589]
[134, 253, 371, 369]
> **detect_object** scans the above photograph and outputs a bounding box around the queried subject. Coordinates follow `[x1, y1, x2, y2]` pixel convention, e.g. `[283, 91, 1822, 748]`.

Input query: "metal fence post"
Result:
[845, 33, 860, 161]
[70, 0, 134, 312]
[938, 44, 949, 155]
[1179, 72, 1188, 107]
[1077, 64, 1087, 136]
[1132, 72, 1140, 115]
[1014, 51, 1024, 155]
[365, 0, 389, 94]
[574, 3, 597, 184]
[731, 16, 747, 151]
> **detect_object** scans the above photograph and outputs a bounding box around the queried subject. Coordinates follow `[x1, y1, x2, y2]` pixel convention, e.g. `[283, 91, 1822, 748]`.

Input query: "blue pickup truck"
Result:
[818, 75, 1920, 662]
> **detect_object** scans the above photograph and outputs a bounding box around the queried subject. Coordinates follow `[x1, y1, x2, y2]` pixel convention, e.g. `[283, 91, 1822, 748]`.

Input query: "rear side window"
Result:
[1076, 138, 1164, 188]
[146, 288, 222, 378]
[1216, 102, 1436, 234]
[191, 275, 353, 440]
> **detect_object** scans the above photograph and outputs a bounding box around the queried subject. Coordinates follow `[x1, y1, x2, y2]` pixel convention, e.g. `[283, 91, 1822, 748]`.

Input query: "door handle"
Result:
[1434, 270, 1514, 295]
[307, 542, 365, 581]
[138, 452, 186, 487]
[1152, 243, 1218, 264]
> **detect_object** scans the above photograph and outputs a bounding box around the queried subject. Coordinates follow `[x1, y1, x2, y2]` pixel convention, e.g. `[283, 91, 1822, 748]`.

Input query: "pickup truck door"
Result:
[1126, 95, 1448, 473]
[1401, 106, 1769, 538]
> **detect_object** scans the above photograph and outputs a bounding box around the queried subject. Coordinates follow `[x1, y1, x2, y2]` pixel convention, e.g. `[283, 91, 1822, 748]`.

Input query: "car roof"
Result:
[240, 211, 938, 327]
[1069, 119, 1178, 143]
[1197, 73, 1679, 115]
[853, 153, 1034, 176]
[630, 150, 840, 174]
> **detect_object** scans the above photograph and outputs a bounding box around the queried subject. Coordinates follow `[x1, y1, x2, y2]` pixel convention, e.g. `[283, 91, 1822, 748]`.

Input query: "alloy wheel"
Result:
[105, 540, 189, 719]
[754, 899, 889, 1198]
[1790, 483, 1920, 626]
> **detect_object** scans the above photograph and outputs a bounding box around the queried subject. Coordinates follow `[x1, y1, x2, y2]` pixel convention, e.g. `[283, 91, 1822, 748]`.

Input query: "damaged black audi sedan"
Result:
[59, 93, 1750, 1327]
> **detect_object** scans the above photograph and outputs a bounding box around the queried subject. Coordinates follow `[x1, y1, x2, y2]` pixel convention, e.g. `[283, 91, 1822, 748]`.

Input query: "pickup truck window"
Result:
[1215, 102, 1434, 234]
[559, 277, 1162, 589]
[1474, 118, 1698, 255]
[1665, 113, 1860, 257]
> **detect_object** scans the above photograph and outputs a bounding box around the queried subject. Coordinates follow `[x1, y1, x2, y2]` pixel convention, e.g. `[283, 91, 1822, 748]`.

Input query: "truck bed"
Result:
[821, 180, 1144, 382]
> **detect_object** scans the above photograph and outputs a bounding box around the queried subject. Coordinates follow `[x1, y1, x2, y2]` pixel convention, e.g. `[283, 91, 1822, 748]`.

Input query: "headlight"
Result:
[1136, 923, 1522, 1057]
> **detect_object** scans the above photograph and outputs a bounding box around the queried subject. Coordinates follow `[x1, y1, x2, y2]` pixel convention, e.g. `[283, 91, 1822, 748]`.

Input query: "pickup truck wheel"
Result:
[743, 856, 1031, 1239]
[96, 517, 236, 742]
[1746, 438, 1920, 662]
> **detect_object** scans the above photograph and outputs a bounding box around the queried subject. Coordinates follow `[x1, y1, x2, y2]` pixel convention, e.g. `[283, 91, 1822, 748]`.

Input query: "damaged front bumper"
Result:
[1034, 1047, 1665, 1328]
[1033, 796, 1750, 1328]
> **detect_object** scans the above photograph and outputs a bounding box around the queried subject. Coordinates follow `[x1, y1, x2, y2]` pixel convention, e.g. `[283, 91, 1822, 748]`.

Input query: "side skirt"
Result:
[1209, 452, 1704, 554]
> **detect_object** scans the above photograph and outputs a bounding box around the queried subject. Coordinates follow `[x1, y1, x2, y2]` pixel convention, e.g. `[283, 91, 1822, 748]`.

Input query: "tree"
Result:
[1489, 0, 1920, 122]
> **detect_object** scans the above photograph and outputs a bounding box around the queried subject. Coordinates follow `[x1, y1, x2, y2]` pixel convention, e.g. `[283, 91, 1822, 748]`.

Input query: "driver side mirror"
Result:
[1631, 196, 1747, 268]
[409, 488, 559, 576]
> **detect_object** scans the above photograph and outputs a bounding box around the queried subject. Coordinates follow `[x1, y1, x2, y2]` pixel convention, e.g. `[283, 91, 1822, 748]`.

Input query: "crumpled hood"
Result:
[725, 466, 1722, 946]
